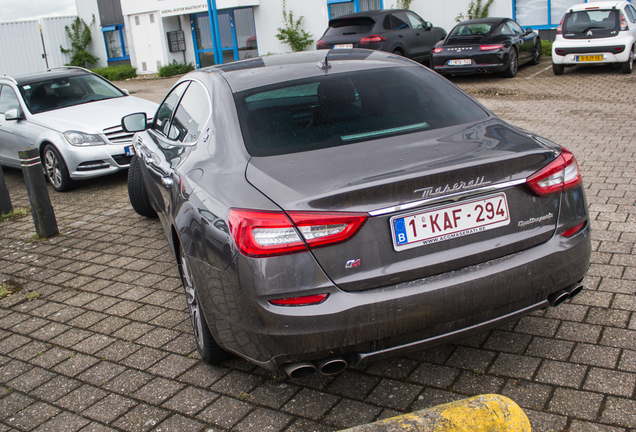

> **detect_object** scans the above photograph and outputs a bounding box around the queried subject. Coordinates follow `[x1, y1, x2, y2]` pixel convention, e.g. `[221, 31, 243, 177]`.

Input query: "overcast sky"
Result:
[1, 0, 77, 22]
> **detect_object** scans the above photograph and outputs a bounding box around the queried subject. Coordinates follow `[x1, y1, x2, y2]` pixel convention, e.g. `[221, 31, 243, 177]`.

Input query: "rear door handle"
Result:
[161, 176, 173, 187]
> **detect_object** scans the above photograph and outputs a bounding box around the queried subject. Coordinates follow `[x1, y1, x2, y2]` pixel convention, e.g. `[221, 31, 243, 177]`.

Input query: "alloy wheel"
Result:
[181, 253, 204, 348]
[510, 49, 518, 75]
[44, 149, 62, 189]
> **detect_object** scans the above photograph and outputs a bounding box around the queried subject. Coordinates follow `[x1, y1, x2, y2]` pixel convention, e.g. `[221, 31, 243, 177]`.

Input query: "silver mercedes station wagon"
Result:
[123, 50, 591, 378]
[0, 67, 157, 191]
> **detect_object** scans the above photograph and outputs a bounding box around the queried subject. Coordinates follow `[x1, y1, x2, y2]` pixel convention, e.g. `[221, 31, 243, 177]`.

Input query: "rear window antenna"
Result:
[317, 54, 332, 71]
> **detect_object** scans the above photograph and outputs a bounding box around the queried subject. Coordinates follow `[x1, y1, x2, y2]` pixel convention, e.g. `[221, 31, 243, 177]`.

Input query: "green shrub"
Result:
[158, 60, 195, 77]
[91, 65, 137, 81]
[541, 40, 553, 57]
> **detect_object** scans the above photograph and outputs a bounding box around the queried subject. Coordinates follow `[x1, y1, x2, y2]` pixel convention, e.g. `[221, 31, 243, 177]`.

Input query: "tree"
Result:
[60, 16, 99, 67]
[393, 0, 414, 9]
[456, 0, 495, 22]
[276, 0, 314, 52]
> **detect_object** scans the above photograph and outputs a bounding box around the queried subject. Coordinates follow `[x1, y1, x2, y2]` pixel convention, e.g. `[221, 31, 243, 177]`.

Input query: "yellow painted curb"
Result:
[340, 394, 531, 432]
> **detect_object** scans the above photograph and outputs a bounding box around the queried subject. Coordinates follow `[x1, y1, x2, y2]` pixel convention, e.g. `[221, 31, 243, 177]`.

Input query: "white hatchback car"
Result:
[552, 1, 636, 74]
[0, 67, 157, 191]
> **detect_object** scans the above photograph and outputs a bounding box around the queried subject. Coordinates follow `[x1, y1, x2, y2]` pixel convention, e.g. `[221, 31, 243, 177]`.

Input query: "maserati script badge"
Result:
[414, 176, 490, 198]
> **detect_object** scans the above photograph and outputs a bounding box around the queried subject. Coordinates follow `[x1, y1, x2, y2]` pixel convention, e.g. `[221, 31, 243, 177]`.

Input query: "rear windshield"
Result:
[563, 9, 619, 35]
[325, 17, 375, 36]
[235, 67, 489, 157]
[449, 23, 494, 37]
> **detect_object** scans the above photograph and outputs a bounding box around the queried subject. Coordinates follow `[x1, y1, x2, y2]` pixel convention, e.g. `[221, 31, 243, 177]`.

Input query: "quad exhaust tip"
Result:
[548, 283, 584, 307]
[284, 357, 348, 379]
[316, 358, 348, 376]
[283, 362, 316, 379]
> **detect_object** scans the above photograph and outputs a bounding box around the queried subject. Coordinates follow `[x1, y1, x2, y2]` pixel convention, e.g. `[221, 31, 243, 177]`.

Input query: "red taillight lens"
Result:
[228, 209, 368, 257]
[561, 221, 586, 237]
[621, 15, 628, 31]
[317, 39, 326, 48]
[269, 294, 329, 306]
[432, 47, 443, 54]
[360, 35, 386, 44]
[480, 44, 504, 51]
[527, 148, 582, 196]
[557, 17, 564, 35]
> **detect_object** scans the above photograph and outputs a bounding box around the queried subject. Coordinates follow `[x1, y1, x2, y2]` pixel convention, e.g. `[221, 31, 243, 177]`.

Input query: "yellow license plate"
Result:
[576, 55, 602, 62]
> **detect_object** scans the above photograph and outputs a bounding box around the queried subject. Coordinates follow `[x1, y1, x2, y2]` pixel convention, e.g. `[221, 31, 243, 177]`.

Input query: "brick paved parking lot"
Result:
[1, 61, 635, 431]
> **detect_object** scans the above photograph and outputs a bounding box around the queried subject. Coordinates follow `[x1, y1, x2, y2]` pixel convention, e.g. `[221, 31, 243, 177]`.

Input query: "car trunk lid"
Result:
[246, 120, 561, 292]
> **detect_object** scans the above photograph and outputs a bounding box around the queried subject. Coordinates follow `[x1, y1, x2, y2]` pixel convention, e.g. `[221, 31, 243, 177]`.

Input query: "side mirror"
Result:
[426, 21, 433, 30]
[4, 108, 24, 121]
[122, 112, 148, 132]
[525, 27, 534, 34]
[121, 89, 130, 96]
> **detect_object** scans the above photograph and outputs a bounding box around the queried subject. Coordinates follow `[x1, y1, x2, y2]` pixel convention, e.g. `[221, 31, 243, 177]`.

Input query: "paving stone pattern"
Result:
[1, 63, 636, 431]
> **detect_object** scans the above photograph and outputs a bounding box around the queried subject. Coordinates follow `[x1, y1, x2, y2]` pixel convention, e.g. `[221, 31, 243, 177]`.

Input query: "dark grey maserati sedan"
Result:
[122, 49, 591, 379]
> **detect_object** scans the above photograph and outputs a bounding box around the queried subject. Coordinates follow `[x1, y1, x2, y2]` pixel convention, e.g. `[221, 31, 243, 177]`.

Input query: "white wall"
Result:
[128, 12, 166, 73]
[0, 21, 47, 76]
[409, 0, 512, 34]
[75, 0, 108, 67]
[253, 1, 328, 55]
[41, 16, 75, 68]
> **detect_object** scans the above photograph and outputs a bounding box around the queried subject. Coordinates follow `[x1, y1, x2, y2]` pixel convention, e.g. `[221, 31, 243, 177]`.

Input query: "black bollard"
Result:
[19, 148, 58, 238]
[0, 165, 12, 216]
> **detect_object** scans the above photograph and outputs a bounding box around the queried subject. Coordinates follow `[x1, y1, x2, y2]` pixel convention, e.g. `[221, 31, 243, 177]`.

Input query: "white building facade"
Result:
[76, 0, 595, 75]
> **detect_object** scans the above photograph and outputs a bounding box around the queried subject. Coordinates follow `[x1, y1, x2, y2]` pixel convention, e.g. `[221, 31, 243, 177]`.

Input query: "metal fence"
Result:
[0, 16, 75, 76]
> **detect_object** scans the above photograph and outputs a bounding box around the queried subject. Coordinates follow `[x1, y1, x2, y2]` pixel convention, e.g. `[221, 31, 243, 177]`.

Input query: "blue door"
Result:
[191, 8, 257, 68]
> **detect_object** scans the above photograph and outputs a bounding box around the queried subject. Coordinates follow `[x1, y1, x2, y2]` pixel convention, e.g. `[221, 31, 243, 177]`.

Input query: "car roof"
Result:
[454, 17, 508, 26]
[329, 9, 402, 21]
[4, 68, 93, 86]
[568, 1, 625, 11]
[200, 49, 421, 93]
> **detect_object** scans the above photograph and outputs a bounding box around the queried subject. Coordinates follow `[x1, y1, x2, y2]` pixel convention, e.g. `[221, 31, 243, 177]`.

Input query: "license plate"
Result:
[391, 193, 510, 252]
[124, 145, 134, 156]
[334, 44, 353, 49]
[448, 59, 472, 65]
[576, 55, 602, 62]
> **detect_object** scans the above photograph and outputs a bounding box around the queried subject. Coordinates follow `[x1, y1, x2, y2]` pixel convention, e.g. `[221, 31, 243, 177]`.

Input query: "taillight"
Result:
[228, 209, 368, 257]
[557, 17, 564, 34]
[480, 44, 504, 51]
[527, 148, 582, 196]
[269, 294, 329, 306]
[360, 35, 386, 44]
[561, 221, 586, 237]
[317, 39, 326, 48]
[621, 14, 628, 31]
[432, 47, 443, 54]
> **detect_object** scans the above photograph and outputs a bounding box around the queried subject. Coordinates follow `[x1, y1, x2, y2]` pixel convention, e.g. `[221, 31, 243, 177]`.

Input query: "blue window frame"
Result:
[511, 0, 630, 30]
[102, 24, 129, 61]
[327, 0, 384, 20]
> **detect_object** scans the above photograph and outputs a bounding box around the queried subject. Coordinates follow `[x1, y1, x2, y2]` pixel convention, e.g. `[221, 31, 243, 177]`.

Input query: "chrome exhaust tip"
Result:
[315, 358, 348, 376]
[283, 362, 316, 379]
[548, 290, 570, 307]
[566, 284, 584, 299]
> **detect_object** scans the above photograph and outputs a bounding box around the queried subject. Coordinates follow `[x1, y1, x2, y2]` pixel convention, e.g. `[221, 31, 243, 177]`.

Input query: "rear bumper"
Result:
[432, 51, 508, 74]
[190, 223, 591, 371]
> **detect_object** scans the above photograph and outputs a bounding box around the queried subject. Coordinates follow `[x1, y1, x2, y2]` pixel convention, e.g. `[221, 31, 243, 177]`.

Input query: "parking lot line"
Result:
[525, 64, 552, 79]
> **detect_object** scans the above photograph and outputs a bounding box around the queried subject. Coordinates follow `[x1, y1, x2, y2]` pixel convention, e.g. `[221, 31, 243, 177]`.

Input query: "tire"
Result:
[530, 39, 541, 65]
[178, 243, 228, 364]
[503, 48, 518, 78]
[43, 144, 75, 192]
[622, 47, 634, 74]
[392, 48, 404, 56]
[552, 63, 564, 75]
[127, 155, 157, 218]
